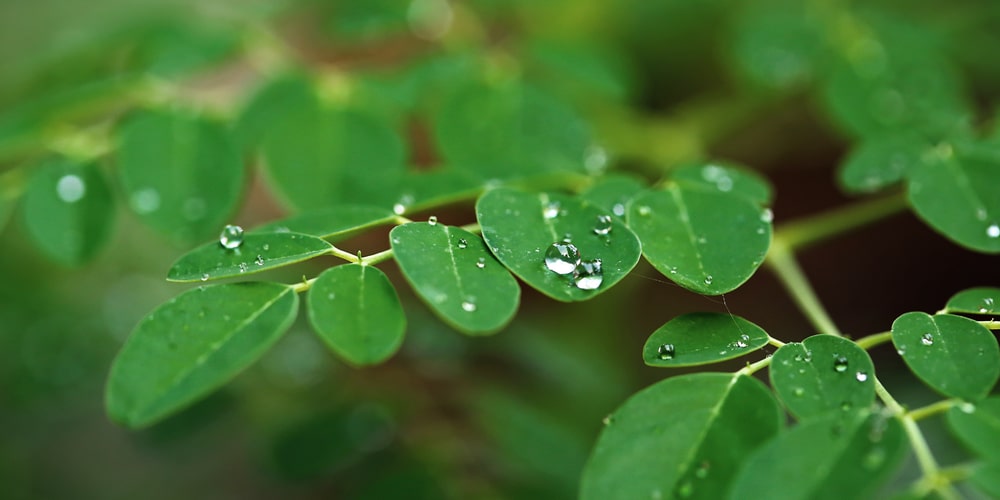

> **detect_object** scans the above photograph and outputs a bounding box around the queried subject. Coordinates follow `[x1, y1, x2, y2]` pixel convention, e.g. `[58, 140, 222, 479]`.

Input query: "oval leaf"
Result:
[254, 205, 396, 240]
[642, 313, 769, 367]
[891, 312, 1000, 400]
[579, 173, 645, 220]
[106, 282, 298, 427]
[946, 396, 1000, 462]
[907, 143, 1000, 253]
[118, 109, 244, 241]
[391, 223, 520, 334]
[770, 335, 876, 420]
[167, 232, 333, 282]
[730, 411, 907, 500]
[945, 287, 1000, 316]
[581, 373, 782, 500]
[838, 133, 928, 194]
[476, 187, 641, 302]
[627, 184, 771, 295]
[307, 264, 405, 365]
[671, 162, 773, 206]
[22, 158, 115, 265]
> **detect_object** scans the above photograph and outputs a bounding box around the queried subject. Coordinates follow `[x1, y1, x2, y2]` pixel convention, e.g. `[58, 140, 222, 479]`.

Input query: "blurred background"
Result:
[1, 0, 1000, 498]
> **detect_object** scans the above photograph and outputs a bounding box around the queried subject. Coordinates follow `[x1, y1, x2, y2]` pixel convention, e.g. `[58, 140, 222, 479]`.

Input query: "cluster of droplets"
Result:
[539, 209, 613, 290]
[979, 297, 995, 314]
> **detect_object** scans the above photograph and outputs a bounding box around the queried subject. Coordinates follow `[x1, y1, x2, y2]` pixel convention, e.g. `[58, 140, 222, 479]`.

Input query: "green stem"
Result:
[767, 336, 786, 348]
[765, 238, 843, 337]
[737, 356, 772, 377]
[777, 191, 909, 251]
[855, 331, 892, 350]
[907, 399, 958, 422]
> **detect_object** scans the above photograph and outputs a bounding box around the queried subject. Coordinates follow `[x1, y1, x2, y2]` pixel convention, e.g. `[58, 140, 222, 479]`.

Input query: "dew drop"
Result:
[959, 402, 976, 414]
[863, 447, 886, 470]
[255, 254, 264, 266]
[896, 347, 906, 356]
[328, 292, 336, 301]
[461, 301, 477, 312]
[841, 401, 853, 412]
[392, 203, 405, 215]
[457, 238, 468, 249]
[544, 241, 581, 274]
[56, 174, 86, 203]
[669, 266, 678, 274]
[476, 257, 486, 269]
[219, 224, 244, 249]
[704, 275, 714, 285]
[593, 214, 613, 236]
[921, 333, 934, 346]
[543, 201, 561, 219]
[761, 208, 774, 223]
[131, 188, 161, 214]
[793, 387, 804, 397]
[695, 462, 710, 479]
[657, 344, 675, 360]
[980, 297, 994, 313]
[734, 340, 748, 349]
[239, 262, 248, 273]
[988, 224, 1000, 238]
[200, 273, 209, 281]
[612, 203, 626, 217]
[976, 208, 988, 221]
[263, 244, 270, 251]
[833, 356, 849, 373]
[856, 371, 868, 382]
[602, 414, 614, 426]
[427, 215, 438, 226]
[637, 205, 651, 216]
[574, 259, 603, 290]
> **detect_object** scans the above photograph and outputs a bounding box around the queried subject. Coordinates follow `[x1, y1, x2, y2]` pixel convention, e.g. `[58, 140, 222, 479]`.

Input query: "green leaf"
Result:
[946, 396, 1000, 462]
[254, 205, 396, 240]
[167, 233, 333, 282]
[671, 162, 773, 206]
[730, 411, 907, 500]
[476, 187, 642, 302]
[581, 373, 782, 500]
[117, 109, 244, 241]
[769, 335, 876, 420]
[233, 74, 317, 152]
[578, 173, 646, 220]
[945, 287, 1000, 315]
[891, 312, 1000, 400]
[106, 282, 298, 427]
[907, 143, 1000, 253]
[729, 3, 828, 90]
[627, 183, 771, 295]
[642, 313, 769, 367]
[21, 158, 115, 265]
[433, 80, 590, 179]
[393, 169, 485, 214]
[838, 133, 928, 194]
[390, 222, 519, 334]
[261, 99, 406, 210]
[306, 264, 405, 365]
[970, 462, 1000, 499]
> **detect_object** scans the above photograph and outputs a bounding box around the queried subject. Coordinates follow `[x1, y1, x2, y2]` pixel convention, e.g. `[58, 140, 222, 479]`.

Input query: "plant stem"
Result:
[907, 399, 958, 422]
[777, 191, 909, 251]
[765, 238, 843, 337]
[738, 356, 772, 376]
[767, 336, 786, 348]
[855, 331, 892, 350]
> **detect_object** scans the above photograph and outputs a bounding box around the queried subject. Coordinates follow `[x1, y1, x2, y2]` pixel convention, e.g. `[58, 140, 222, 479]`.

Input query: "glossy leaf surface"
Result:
[730, 411, 907, 499]
[21, 158, 115, 265]
[167, 233, 332, 282]
[946, 397, 1000, 462]
[391, 222, 519, 334]
[579, 174, 645, 220]
[307, 264, 405, 365]
[106, 282, 298, 427]
[945, 287, 1000, 315]
[671, 163, 773, 206]
[891, 312, 1000, 400]
[627, 184, 770, 295]
[581, 373, 781, 500]
[642, 313, 769, 367]
[118, 110, 244, 241]
[770, 335, 876, 420]
[476, 188, 641, 302]
[254, 205, 396, 240]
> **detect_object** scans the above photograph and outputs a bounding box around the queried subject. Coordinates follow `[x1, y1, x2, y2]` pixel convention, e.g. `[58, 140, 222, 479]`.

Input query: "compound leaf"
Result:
[21, 158, 115, 265]
[581, 373, 782, 500]
[118, 109, 244, 241]
[643, 313, 769, 367]
[770, 335, 876, 420]
[253, 205, 396, 240]
[391, 222, 520, 334]
[628, 183, 771, 295]
[891, 312, 1000, 400]
[945, 287, 1000, 315]
[307, 264, 405, 365]
[730, 411, 907, 500]
[167, 232, 333, 282]
[476, 187, 641, 302]
[106, 282, 298, 427]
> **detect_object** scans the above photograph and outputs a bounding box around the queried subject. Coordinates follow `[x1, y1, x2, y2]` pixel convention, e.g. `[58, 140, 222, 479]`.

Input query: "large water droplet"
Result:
[593, 214, 613, 236]
[856, 371, 868, 382]
[392, 203, 405, 215]
[544, 241, 581, 274]
[988, 223, 1000, 238]
[457, 238, 468, 249]
[657, 344, 675, 360]
[761, 208, 774, 224]
[476, 257, 486, 269]
[921, 333, 934, 346]
[461, 300, 477, 312]
[219, 224, 244, 249]
[543, 201, 560, 219]
[574, 259, 603, 290]
[834, 356, 849, 373]
[56, 174, 86, 203]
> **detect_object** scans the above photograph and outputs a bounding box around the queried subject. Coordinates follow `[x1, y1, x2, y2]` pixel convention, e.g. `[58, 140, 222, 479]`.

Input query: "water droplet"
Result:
[669, 267, 678, 274]
[255, 254, 264, 266]
[793, 387, 805, 397]
[612, 203, 626, 217]
[677, 480, 694, 498]
[593, 214, 613, 235]
[704, 275, 714, 285]
[543, 201, 561, 219]
[427, 215, 438, 226]
[574, 259, 603, 290]
[863, 447, 886, 470]
[239, 262, 248, 273]
[219, 224, 244, 249]
[841, 401, 853, 412]
[392, 203, 405, 215]
[834, 356, 849, 373]
[263, 244, 270, 251]
[657, 344, 675, 360]
[761, 208, 774, 223]
[697, 236, 707, 245]
[200, 273, 209, 281]
[988, 224, 1000, 238]
[856, 371, 868, 382]
[544, 241, 581, 274]
[921, 333, 934, 346]
[584, 144, 608, 174]
[476, 257, 486, 269]
[959, 402, 976, 414]
[980, 297, 994, 313]
[457, 238, 468, 249]
[56, 174, 86, 203]
[602, 414, 614, 426]
[695, 462, 710, 479]
[461, 301, 477, 312]
[131, 188, 161, 214]
[637, 205, 651, 216]
[734, 340, 748, 349]
[976, 208, 988, 221]
[896, 347, 906, 356]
